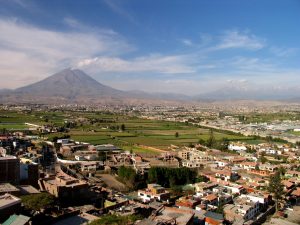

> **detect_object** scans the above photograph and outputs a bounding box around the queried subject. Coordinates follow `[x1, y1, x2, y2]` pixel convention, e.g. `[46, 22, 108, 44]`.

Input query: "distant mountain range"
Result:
[0, 69, 193, 104]
[0, 68, 299, 104]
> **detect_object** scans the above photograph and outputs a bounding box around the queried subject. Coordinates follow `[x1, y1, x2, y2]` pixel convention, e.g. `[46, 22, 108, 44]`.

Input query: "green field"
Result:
[1, 110, 259, 150]
[0, 123, 29, 130]
[287, 130, 300, 136]
[244, 112, 300, 123]
[47, 116, 254, 150]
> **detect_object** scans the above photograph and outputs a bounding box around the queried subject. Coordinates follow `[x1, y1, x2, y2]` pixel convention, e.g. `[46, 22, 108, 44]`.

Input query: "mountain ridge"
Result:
[1, 68, 300, 104]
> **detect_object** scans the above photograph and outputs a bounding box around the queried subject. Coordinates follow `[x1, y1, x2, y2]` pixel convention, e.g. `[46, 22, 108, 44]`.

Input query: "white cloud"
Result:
[270, 46, 298, 57]
[216, 30, 265, 50]
[76, 54, 196, 74]
[103, 0, 137, 25]
[0, 17, 132, 88]
[181, 39, 193, 46]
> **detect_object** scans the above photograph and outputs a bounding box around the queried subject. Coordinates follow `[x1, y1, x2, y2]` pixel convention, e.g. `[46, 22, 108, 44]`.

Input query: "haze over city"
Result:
[0, 0, 300, 98]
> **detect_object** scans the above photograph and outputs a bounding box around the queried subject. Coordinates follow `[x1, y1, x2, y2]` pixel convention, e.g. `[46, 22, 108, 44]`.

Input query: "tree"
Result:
[188, 143, 195, 148]
[118, 166, 143, 190]
[266, 136, 273, 143]
[206, 129, 215, 148]
[220, 137, 229, 151]
[1, 128, 7, 135]
[259, 152, 267, 164]
[121, 124, 126, 131]
[175, 132, 179, 138]
[268, 171, 284, 211]
[277, 166, 286, 176]
[260, 155, 267, 164]
[21, 193, 55, 211]
[90, 214, 141, 225]
[198, 138, 206, 145]
[148, 167, 197, 188]
[170, 185, 182, 196]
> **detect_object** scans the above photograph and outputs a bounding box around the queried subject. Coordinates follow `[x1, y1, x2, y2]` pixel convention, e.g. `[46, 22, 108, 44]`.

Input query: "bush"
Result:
[90, 214, 141, 225]
[21, 193, 55, 211]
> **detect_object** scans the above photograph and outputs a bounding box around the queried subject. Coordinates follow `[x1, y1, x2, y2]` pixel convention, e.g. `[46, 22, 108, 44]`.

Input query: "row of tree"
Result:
[148, 167, 197, 188]
[117, 166, 145, 190]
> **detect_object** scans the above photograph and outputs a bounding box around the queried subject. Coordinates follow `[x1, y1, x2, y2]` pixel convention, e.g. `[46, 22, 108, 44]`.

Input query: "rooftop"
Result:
[18, 185, 40, 195]
[0, 155, 18, 160]
[204, 211, 224, 221]
[151, 207, 194, 225]
[0, 194, 21, 210]
[2, 214, 31, 225]
[0, 183, 19, 193]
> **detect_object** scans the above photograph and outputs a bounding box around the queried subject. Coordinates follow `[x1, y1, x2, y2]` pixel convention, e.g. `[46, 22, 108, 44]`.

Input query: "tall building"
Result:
[0, 156, 20, 184]
[20, 162, 39, 188]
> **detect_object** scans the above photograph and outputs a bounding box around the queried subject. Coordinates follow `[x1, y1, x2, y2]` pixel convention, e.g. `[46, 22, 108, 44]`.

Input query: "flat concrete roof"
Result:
[154, 207, 194, 225]
[0, 194, 21, 210]
[0, 183, 19, 193]
[18, 185, 40, 195]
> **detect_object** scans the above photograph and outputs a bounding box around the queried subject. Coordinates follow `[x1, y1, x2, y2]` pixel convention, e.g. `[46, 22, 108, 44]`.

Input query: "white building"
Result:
[182, 160, 204, 168]
[80, 161, 97, 172]
[138, 184, 170, 203]
[228, 143, 247, 151]
[224, 196, 260, 223]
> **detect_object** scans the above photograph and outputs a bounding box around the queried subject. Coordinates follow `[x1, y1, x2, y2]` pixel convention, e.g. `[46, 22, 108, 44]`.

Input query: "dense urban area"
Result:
[0, 103, 300, 225]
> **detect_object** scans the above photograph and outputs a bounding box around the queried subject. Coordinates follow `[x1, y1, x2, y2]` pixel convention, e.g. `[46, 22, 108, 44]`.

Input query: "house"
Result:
[57, 139, 70, 144]
[0, 156, 20, 185]
[259, 164, 278, 172]
[2, 214, 31, 225]
[138, 184, 170, 203]
[182, 160, 204, 168]
[202, 194, 218, 207]
[193, 182, 218, 193]
[223, 184, 246, 194]
[228, 143, 247, 151]
[138, 207, 194, 225]
[204, 211, 224, 225]
[80, 161, 97, 172]
[224, 196, 260, 223]
[176, 196, 201, 209]
[282, 180, 295, 191]
[290, 188, 300, 204]
[286, 170, 300, 179]
[240, 193, 271, 210]
[0, 194, 21, 222]
[38, 171, 88, 199]
[239, 161, 257, 170]
[214, 169, 239, 182]
[216, 160, 228, 168]
[0, 183, 20, 196]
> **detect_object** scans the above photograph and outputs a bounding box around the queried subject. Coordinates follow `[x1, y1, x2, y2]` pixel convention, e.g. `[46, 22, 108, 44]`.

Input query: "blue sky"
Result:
[0, 0, 299, 95]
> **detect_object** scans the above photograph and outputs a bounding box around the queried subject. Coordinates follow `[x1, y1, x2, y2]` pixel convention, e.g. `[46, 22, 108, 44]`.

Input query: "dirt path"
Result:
[98, 174, 127, 192]
[138, 144, 168, 153]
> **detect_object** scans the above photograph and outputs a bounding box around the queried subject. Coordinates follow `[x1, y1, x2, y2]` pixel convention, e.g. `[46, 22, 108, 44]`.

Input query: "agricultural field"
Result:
[1, 110, 260, 151]
[243, 112, 300, 123]
[0, 110, 67, 125]
[287, 130, 300, 136]
[0, 123, 29, 130]
[45, 113, 256, 150]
